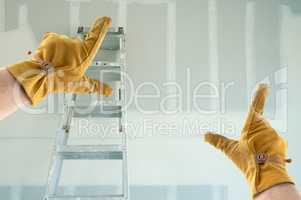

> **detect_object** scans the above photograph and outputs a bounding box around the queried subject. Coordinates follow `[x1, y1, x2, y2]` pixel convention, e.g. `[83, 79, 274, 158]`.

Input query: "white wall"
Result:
[0, 0, 301, 200]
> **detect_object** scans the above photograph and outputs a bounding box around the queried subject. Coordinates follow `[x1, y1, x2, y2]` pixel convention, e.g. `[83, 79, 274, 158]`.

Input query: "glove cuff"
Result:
[252, 160, 294, 197]
[7, 61, 47, 106]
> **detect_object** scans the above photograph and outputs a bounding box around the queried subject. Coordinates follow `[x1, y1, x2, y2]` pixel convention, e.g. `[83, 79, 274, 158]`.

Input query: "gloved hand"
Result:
[204, 84, 294, 198]
[7, 17, 112, 106]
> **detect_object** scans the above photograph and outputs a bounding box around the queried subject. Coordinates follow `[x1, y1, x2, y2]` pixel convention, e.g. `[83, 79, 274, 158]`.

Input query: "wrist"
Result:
[255, 183, 297, 200]
[7, 61, 42, 105]
[251, 158, 294, 197]
[4, 68, 31, 105]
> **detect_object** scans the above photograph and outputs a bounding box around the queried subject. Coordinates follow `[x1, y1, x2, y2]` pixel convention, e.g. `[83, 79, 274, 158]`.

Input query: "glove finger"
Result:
[70, 75, 112, 96]
[250, 83, 269, 115]
[204, 132, 238, 155]
[81, 17, 111, 70]
[242, 84, 269, 134]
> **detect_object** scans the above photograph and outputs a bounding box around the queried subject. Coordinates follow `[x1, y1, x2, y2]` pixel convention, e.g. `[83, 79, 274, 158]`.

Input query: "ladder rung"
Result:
[102, 37, 122, 51]
[79, 26, 124, 36]
[45, 194, 125, 200]
[78, 27, 124, 51]
[59, 145, 123, 152]
[57, 151, 123, 160]
[72, 106, 122, 118]
[85, 69, 121, 82]
[90, 61, 121, 68]
[57, 145, 123, 160]
[68, 101, 123, 107]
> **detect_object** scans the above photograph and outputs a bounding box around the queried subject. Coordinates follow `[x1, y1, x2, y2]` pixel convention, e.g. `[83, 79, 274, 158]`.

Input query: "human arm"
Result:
[255, 183, 301, 200]
[0, 68, 30, 119]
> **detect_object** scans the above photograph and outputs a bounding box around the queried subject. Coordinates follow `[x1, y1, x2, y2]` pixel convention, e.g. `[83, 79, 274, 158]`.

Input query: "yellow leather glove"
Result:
[204, 84, 294, 198]
[7, 17, 112, 106]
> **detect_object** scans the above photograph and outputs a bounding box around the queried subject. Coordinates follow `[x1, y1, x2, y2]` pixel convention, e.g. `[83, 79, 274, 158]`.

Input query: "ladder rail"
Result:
[46, 98, 74, 196]
[119, 31, 128, 200]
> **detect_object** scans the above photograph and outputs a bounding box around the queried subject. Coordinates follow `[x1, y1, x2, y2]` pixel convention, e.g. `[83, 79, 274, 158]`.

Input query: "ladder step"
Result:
[59, 145, 124, 152]
[57, 151, 123, 160]
[78, 26, 124, 36]
[78, 27, 124, 51]
[85, 69, 121, 82]
[95, 49, 123, 65]
[68, 100, 123, 107]
[90, 61, 121, 68]
[57, 145, 123, 160]
[72, 106, 122, 118]
[46, 194, 125, 200]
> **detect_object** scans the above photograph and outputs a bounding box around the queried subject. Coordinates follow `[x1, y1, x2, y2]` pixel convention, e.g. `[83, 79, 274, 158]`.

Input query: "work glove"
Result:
[7, 17, 112, 106]
[204, 84, 294, 198]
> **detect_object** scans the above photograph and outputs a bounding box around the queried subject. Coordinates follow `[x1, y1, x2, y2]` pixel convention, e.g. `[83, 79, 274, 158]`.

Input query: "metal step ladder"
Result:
[44, 27, 128, 200]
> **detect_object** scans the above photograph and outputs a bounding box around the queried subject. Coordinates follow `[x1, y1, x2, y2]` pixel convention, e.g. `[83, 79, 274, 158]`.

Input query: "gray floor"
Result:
[0, 185, 227, 200]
